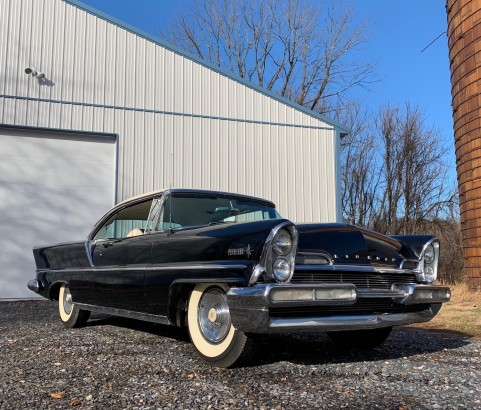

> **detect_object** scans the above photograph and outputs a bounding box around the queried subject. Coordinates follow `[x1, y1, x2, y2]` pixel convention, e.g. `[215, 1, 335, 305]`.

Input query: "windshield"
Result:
[158, 194, 281, 230]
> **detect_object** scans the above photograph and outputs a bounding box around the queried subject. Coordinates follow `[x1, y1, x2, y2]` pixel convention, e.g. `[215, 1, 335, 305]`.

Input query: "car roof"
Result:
[116, 189, 166, 206]
[117, 188, 276, 208]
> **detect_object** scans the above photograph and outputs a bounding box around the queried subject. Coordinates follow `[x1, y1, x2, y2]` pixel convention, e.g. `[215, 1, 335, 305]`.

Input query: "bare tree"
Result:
[373, 103, 455, 234]
[439, 202, 464, 283]
[338, 102, 459, 282]
[336, 101, 379, 226]
[164, 0, 373, 114]
[339, 102, 455, 232]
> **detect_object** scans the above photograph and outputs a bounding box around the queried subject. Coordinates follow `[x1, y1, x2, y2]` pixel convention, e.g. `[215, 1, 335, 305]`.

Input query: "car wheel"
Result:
[327, 326, 392, 349]
[187, 283, 253, 368]
[58, 283, 90, 328]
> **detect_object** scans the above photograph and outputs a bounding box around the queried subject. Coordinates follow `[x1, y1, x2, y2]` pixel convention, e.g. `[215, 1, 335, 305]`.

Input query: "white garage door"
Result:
[0, 128, 117, 299]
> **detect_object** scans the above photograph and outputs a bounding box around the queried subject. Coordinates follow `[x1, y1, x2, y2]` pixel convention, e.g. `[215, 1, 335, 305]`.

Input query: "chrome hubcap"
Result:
[208, 308, 217, 322]
[63, 287, 73, 315]
[198, 288, 231, 343]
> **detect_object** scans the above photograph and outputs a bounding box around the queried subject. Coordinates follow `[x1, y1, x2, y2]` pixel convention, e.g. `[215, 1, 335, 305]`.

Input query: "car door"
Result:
[90, 198, 157, 312]
[143, 193, 232, 315]
[144, 193, 196, 315]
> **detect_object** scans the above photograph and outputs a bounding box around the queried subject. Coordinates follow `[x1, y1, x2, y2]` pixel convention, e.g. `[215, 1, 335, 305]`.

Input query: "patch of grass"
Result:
[408, 282, 481, 337]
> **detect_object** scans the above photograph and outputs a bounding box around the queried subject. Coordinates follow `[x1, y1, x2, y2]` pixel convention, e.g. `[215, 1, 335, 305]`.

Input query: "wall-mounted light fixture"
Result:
[24, 66, 54, 87]
[25, 67, 45, 79]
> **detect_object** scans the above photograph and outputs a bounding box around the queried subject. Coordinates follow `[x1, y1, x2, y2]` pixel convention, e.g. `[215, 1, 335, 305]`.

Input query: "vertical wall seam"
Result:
[1, 0, 11, 120]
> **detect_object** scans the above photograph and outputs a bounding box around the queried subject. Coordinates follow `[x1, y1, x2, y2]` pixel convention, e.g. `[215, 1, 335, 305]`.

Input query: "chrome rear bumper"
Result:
[226, 283, 450, 333]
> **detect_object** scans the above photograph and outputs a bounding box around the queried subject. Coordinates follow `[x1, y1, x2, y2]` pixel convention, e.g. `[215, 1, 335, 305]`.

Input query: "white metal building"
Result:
[0, 0, 349, 298]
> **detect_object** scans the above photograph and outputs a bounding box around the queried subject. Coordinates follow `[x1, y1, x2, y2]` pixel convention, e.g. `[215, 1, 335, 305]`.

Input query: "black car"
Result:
[28, 189, 451, 367]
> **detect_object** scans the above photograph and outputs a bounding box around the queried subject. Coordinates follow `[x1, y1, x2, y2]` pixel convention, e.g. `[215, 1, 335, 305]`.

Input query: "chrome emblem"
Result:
[332, 254, 397, 262]
[228, 244, 253, 257]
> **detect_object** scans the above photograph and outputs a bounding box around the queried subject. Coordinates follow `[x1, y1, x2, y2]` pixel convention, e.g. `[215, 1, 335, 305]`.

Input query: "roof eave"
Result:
[64, 0, 350, 134]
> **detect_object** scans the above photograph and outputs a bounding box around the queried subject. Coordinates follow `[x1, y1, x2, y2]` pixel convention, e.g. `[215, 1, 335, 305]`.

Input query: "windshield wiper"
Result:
[209, 220, 240, 226]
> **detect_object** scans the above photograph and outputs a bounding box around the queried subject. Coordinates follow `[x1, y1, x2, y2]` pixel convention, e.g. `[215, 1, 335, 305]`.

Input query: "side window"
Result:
[93, 199, 153, 240]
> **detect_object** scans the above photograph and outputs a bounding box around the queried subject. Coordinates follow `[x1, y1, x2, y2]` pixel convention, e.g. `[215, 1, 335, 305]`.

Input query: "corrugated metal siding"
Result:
[0, 0, 341, 223]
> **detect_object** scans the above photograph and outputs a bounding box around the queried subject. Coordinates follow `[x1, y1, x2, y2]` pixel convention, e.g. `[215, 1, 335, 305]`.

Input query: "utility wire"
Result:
[421, 31, 447, 52]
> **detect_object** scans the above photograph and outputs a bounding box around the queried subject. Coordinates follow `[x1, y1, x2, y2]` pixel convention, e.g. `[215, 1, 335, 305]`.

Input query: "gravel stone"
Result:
[1, 300, 480, 409]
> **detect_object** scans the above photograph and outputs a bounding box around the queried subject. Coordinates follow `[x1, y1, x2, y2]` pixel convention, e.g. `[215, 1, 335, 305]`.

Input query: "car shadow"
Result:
[85, 313, 190, 343]
[83, 313, 471, 367]
[247, 327, 472, 367]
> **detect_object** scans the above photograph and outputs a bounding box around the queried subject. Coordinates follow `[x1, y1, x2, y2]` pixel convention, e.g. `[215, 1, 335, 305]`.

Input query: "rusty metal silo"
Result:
[447, 0, 481, 288]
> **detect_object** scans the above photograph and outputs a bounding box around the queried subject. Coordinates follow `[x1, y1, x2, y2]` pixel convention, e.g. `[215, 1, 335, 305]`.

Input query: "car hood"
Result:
[296, 223, 413, 268]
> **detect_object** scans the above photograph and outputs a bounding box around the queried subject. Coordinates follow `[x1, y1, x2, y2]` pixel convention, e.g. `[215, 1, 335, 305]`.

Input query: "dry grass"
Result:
[409, 282, 481, 337]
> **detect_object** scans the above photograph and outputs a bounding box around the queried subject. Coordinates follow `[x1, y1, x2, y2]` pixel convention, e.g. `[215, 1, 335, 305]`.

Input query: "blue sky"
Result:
[77, 0, 455, 178]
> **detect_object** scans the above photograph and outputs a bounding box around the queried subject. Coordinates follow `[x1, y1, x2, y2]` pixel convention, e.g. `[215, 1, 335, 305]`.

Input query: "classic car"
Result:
[28, 188, 451, 367]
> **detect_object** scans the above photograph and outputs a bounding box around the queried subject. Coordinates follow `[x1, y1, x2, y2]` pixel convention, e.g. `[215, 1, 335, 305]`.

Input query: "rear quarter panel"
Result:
[33, 241, 93, 302]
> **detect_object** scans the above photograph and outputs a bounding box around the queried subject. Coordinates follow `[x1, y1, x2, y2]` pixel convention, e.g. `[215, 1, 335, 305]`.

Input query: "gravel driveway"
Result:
[1, 300, 480, 409]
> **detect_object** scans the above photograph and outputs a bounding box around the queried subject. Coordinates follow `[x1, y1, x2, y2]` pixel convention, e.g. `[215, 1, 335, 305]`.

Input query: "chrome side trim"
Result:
[146, 264, 248, 271]
[45, 264, 248, 274]
[74, 303, 171, 325]
[171, 278, 245, 285]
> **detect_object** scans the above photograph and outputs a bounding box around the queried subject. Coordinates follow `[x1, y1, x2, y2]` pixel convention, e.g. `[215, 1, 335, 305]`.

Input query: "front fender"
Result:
[390, 235, 437, 259]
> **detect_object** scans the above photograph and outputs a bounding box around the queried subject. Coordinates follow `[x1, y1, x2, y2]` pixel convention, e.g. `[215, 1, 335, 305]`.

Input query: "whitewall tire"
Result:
[58, 283, 90, 328]
[187, 283, 253, 368]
